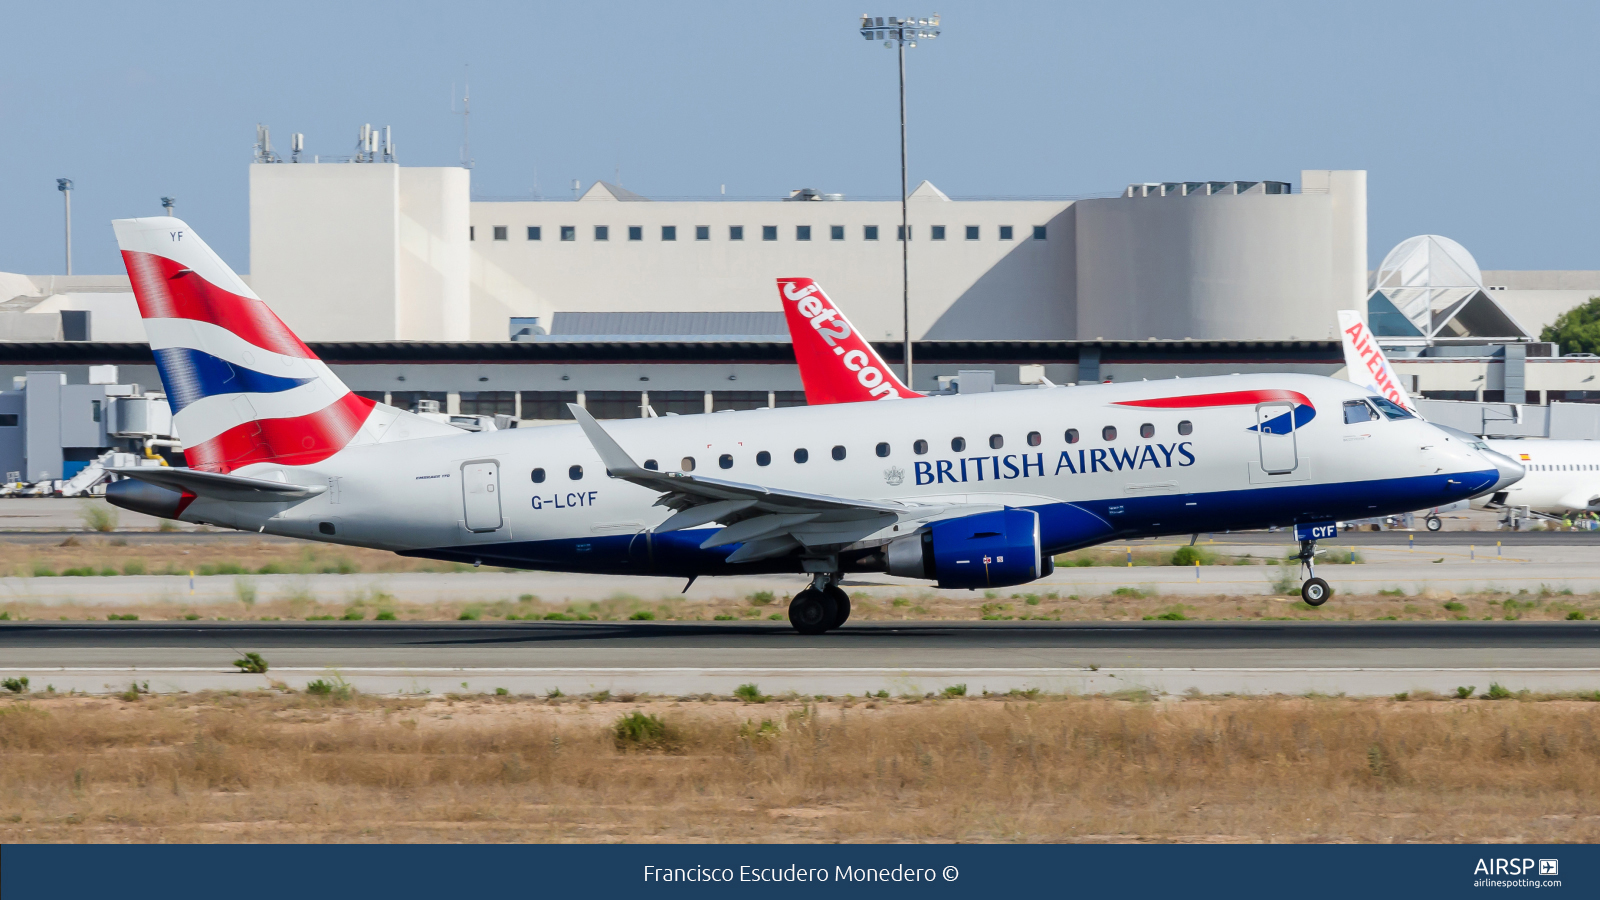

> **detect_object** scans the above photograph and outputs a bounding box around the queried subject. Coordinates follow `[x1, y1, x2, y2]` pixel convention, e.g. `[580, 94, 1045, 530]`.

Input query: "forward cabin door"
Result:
[461, 461, 503, 532]
[1255, 403, 1299, 474]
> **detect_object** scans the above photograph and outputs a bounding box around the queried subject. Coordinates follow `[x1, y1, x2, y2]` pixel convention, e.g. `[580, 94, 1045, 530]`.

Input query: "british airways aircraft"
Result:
[104, 219, 1521, 633]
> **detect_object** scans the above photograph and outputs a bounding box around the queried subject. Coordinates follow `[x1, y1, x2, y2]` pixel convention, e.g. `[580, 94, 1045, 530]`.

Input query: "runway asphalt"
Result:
[2, 620, 1596, 698]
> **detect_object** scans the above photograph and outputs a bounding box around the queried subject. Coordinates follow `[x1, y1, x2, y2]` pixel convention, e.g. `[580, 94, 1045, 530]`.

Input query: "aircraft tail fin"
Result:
[113, 217, 453, 474]
[1338, 309, 1417, 413]
[777, 277, 922, 404]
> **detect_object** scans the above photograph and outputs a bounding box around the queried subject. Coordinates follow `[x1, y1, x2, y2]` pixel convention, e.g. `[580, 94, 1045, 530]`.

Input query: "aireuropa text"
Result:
[642, 865, 943, 883]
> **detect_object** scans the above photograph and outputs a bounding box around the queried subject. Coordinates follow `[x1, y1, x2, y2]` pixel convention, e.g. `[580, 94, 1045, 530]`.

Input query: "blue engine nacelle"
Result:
[885, 508, 1050, 589]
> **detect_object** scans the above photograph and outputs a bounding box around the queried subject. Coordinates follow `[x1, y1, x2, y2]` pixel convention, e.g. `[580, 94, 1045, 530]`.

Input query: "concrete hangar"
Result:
[4, 142, 1600, 481]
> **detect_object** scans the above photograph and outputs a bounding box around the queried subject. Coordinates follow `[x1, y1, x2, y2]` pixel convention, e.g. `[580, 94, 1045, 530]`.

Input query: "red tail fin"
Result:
[777, 278, 922, 404]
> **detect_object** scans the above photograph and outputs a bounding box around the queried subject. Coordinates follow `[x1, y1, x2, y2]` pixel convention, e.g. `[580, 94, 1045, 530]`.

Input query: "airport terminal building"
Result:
[4, 147, 1600, 479]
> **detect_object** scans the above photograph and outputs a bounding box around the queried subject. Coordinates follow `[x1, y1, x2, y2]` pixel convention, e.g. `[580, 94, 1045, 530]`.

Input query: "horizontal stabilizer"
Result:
[110, 467, 326, 503]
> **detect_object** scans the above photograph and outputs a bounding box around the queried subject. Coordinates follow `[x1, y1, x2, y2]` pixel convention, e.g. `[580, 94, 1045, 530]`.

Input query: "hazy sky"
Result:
[2, 1, 1596, 276]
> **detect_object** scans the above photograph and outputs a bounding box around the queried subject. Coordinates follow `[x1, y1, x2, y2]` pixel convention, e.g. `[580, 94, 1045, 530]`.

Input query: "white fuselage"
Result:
[1483, 440, 1600, 515]
[167, 373, 1507, 577]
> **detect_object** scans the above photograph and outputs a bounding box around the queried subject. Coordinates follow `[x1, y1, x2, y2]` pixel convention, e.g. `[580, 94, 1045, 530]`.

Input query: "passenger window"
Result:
[1343, 399, 1377, 424]
[1139, 423, 1154, 438]
[794, 448, 809, 463]
[1027, 431, 1041, 447]
[643, 459, 658, 471]
[914, 440, 929, 455]
[569, 465, 583, 480]
[756, 451, 771, 466]
[719, 454, 733, 469]
[832, 445, 846, 460]
[1065, 429, 1080, 444]
[681, 457, 696, 472]
[989, 434, 1003, 450]
[1178, 420, 1193, 436]
[876, 442, 890, 457]
[1369, 397, 1415, 420]
[951, 437, 967, 452]
[531, 468, 546, 483]
[1102, 426, 1117, 441]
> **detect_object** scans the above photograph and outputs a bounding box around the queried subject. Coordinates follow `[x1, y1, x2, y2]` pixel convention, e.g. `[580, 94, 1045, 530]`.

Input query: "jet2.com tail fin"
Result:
[114, 216, 455, 474]
[1338, 309, 1417, 413]
[777, 277, 922, 404]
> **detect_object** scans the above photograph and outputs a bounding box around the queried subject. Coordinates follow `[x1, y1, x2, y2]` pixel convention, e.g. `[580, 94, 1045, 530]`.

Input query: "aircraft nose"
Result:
[1482, 448, 1525, 494]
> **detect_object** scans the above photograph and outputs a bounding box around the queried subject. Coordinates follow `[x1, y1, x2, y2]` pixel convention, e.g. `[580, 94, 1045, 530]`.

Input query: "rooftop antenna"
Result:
[356, 124, 375, 163]
[382, 126, 395, 163]
[253, 124, 280, 163]
[291, 132, 303, 163]
[571, 179, 580, 200]
[451, 73, 473, 169]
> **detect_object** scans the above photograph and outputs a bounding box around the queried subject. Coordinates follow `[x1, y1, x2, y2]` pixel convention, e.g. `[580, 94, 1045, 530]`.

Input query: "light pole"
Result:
[860, 13, 939, 390]
[161, 196, 175, 218]
[56, 178, 73, 276]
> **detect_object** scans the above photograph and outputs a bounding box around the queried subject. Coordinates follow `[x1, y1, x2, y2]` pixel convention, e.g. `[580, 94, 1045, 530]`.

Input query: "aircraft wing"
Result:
[109, 467, 327, 502]
[570, 405, 981, 562]
[1556, 486, 1600, 512]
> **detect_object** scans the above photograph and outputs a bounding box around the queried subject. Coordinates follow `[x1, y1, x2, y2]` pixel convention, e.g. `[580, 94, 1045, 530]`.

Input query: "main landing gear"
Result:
[788, 573, 852, 635]
[1296, 538, 1330, 607]
[1425, 515, 1443, 532]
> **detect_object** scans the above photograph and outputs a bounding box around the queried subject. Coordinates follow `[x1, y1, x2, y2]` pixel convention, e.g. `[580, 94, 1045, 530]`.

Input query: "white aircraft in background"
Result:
[1338, 309, 1598, 525]
[99, 224, 1519, 627]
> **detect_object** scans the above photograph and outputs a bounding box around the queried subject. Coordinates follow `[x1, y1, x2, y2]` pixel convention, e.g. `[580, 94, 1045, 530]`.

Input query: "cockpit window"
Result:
[1343, 399, 1377, 424]
[1369, 397, 1415, 420]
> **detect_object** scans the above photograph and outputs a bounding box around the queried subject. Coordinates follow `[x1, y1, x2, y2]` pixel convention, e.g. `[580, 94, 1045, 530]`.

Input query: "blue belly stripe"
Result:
[401, 468, 1502, 578]
[153, 347, 315, 413]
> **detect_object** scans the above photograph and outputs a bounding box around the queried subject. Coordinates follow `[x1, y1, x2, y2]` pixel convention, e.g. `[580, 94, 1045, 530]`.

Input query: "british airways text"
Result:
[913, 442, 1195, 486]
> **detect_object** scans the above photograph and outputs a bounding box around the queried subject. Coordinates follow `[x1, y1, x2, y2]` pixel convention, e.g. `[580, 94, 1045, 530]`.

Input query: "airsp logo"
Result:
[883, 466, 905, 487]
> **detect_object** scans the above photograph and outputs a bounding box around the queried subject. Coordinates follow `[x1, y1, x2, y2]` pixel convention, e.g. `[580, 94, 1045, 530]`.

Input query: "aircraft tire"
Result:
[1426, 515, 1443, 532]
[824, 585, 851, 629]
[789, 588, 837, 635]
[1301, 577, 1331, 607]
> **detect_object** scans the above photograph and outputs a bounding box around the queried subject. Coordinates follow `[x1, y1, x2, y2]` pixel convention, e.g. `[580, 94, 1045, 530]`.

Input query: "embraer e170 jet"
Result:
[103, 219, 1521, 632]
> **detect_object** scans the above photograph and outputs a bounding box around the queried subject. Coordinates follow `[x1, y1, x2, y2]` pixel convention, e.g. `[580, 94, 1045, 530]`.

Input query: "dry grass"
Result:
[0, 537, 501, 578]
[1, 692, 1598, 843]
[6, 587, 1600, 625]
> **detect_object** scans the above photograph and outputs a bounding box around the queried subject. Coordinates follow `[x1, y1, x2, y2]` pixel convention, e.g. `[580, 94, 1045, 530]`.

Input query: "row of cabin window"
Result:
[479, 225, 1046, 242]
[360, 390, 808, 419]
[527, 421, 1197, 483]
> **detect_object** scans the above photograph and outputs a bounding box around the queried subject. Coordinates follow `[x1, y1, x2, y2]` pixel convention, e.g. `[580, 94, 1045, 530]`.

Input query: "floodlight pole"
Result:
[861, 14, 939, 390]
[57, 179, 73, 276]
[897, 40, 910, 390]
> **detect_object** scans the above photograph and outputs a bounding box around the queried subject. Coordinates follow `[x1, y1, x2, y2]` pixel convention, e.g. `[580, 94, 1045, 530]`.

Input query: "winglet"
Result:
[569, 404, 655, 477]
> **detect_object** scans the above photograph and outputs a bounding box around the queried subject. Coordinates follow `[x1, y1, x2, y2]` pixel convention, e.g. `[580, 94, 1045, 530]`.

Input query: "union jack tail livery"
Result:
[113, 217, 451, 474]
[1337, 310, 1416, 413]
[777, 278, 922, 404]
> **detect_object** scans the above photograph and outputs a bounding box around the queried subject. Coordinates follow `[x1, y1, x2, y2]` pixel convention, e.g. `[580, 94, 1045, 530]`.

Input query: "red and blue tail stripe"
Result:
[1115, 389, 1317, 432]
[115, 220, 380, 475]
[153, 347, 316, 414]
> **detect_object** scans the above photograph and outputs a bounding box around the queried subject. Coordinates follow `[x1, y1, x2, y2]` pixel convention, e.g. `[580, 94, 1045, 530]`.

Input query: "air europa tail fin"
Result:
[113, 216, 453, 474]
[777, 278, 922, 404]
[1337, 309, 1416, 413]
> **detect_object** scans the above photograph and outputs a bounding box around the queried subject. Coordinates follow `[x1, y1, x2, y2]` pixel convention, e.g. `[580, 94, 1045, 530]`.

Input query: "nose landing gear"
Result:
[788, 573, 852, 634]
[1296, 538, 1330, 607]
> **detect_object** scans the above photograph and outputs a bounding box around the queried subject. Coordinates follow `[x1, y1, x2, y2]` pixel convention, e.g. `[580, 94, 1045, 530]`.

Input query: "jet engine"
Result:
[886, 508, 1052, 589]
